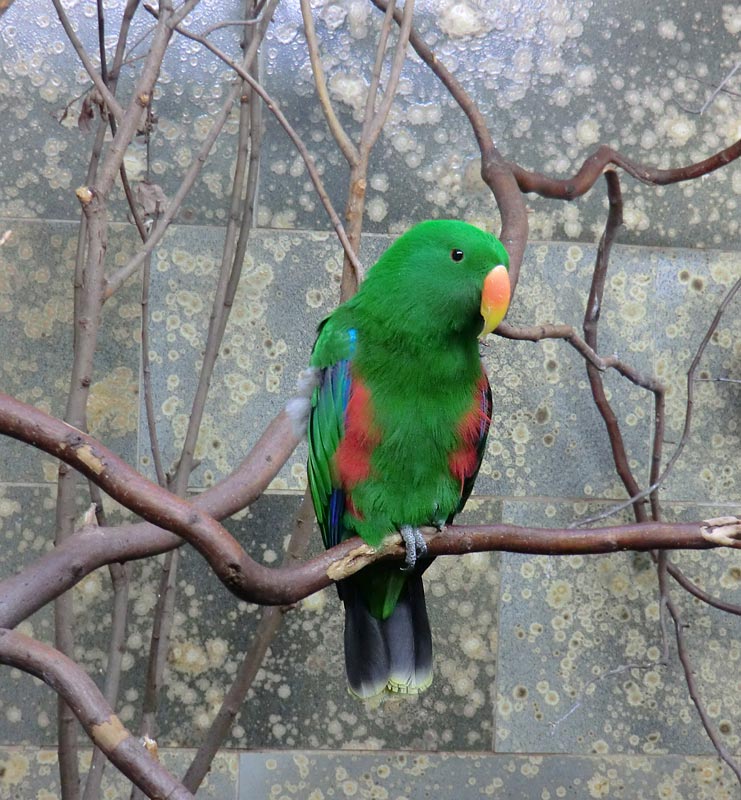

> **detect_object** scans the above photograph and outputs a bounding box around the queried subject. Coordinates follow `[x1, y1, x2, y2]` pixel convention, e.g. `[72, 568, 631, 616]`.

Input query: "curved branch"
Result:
[574, 273, 741, 527]
[0, 629, 193, 799]
[369, 0, 527, 292]
[511, 139, 741, 200]
[1, 390, 738, 630]
[497, 321, 663, 394]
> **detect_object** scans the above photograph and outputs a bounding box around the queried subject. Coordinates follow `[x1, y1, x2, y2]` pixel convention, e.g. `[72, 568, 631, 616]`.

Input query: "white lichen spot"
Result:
[169, 640, 209, 675]
[575, 117, 600, 147]
[574, 65, 596, 88]
[366, 197, 388, 222]
[0, 497, 21, 517]
[88, 367, 138, 437]
[302, 589, 327, 613]
[391, 129, 415, 154]
[461, 633, 487, 659]
[438, 1, 486, 38]
[657, 19, 678, 39]
[587, 773, 610, 798]
[328, 72, 367, 116]
[206, 638, 228, 667]
[0, 752, 29, 786]
[722, 4, 741, 35]
[511, 422, 530, 444]
[306, 288, 324, 308]
[666, 116, 696, 147]
[546, 579, 572, 609]
[620, 301, 646, 324]
[74, 569, 103, 604]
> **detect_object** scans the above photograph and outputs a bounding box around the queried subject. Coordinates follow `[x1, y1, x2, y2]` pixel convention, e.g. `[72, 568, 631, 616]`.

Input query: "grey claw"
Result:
[400, 525, 427, 572]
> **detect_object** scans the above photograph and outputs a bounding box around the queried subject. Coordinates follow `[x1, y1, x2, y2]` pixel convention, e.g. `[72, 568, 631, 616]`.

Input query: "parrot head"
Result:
[362, 219, 511, 340]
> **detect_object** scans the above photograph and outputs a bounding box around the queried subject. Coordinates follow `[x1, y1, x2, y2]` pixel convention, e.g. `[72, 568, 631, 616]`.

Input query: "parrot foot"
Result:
[400, 525, 427, 571]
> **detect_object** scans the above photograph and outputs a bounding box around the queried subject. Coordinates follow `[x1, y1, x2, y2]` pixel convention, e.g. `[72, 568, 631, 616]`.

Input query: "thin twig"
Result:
[668, 562, 741, 616]
[182, 490, 315, 792]
[665, 589, 741, 784]
[148, 5, 362, 280]
[574, 275, 741, 527]
[132, 8, 274, 779]
[81, 485, 132, 800]
[678, 62, 741, 115]
[140, 241, 167, 486]
[360, 0, 414, 154]
[299, 0, 358, 165]
[51, 0, 126, 123]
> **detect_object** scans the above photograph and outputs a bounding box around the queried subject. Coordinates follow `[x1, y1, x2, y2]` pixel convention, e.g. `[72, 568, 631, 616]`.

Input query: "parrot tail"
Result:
[341, 575, 433, 699]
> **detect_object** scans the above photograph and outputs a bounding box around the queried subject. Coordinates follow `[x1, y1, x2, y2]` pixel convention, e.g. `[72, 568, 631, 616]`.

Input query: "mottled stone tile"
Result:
[479, 241, 658, 500]
[496, 499, 741, 756]
[258, 1, 741, 252]
[652, 248, 741, 504]
[3, 1, 741, 253]
[0, 484, 140, 746]
[238, 750, 738, 799]
[141, 495, 502, 752]
[0, 484, 68, 746]
[138, 226, 333, 491]
[0, 219, 142, 483]
[3, 429, 500, 752]
[0, 1, 245, 226]
[0, 747, 237, 798]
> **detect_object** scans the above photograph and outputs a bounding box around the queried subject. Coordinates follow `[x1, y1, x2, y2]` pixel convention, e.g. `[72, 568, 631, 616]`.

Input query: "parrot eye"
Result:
[450, 249, 464, 262]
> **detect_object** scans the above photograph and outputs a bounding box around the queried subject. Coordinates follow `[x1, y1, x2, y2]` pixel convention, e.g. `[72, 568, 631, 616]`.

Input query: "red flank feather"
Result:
[449, 375, 490, 492]
[335, 375, 380, 490]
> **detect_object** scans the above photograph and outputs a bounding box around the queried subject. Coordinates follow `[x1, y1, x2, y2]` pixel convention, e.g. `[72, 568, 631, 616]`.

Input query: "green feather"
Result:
[308, 220, 509, 619]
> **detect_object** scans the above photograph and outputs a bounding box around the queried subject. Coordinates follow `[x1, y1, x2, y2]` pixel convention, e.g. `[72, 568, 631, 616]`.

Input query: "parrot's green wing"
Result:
[307, 319, 356, 550]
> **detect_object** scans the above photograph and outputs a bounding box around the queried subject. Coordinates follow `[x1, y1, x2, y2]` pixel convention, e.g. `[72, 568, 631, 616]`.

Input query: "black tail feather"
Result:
[340, 575, 432, 699]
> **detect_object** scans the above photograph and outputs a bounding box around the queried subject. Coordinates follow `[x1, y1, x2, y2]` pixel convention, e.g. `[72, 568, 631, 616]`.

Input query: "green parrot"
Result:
[289, 219, 511, 698]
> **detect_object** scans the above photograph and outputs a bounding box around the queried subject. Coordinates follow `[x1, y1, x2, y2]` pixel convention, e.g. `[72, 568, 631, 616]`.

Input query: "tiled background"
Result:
[1, 0, 740, 797]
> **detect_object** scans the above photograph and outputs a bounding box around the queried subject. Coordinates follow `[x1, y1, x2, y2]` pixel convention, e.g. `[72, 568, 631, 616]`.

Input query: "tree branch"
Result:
[0, 629, 194, 799]
[299, 0, 359, 166]
[1, 390, 738, 627]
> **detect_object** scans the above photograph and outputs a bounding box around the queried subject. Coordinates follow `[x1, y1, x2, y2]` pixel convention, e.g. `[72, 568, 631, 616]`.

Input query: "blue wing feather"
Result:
[307, 327, 356, 550]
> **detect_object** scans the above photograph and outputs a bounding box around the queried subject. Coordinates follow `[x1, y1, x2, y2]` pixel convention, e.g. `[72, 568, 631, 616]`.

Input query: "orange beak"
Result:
[480, 264, 511, 336]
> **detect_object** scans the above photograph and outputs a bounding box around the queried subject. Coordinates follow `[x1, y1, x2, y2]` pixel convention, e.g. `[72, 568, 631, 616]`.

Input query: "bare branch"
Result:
[299, 0, 359, 165]
[665, 590, 741, 784]
[574, 274, 741, 527]
[360, 0, 414, 154]
[2, 389, 739, 626]
[370, 0, 528, 292]
[182, 490, 315, 792]
[144, 3, 362, 280]
[51, 0, 126, 123]
[0, 629, 194, 798]
[510, 139, 741, 199]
